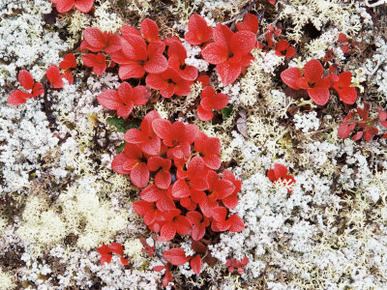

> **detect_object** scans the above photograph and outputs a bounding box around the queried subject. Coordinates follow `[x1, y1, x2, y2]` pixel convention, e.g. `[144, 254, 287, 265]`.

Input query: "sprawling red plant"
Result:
[7, 70, 44, 105]
[109, 111, 245, 283]
[97, 242, 129, 265]
[201, 23, 256, 85]
[338, 102, 387, 141]
[280, 59, 357, 106]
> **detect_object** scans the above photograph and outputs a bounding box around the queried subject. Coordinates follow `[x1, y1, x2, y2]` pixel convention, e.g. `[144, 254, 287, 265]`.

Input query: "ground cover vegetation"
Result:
[1, 0, 387, 289]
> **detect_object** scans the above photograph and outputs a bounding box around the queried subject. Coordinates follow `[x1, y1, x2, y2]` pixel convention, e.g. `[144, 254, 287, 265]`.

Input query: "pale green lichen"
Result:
[280, 0, 361, 43]
[92, 1, 124, 33]
[0, 268, 16, 290]
[124, 239, 146, 267]
[17, 196, 68, 256]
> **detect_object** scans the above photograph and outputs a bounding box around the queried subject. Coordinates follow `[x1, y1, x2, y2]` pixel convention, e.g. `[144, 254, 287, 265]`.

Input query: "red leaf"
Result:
[352, 131, 363, 141]
[228, 214, 245, 232]
[111, 153, 131, 175]
[153, 265, 165, 272]
[307, 87, 330, 106]
[201, 90, 229, 110]
[236, 13, 259, 34]
[364, 127, 378, 142]
[83, 27, 106, 51]
[212, 206, 227, 221]
[213, 24, 233, 48]
[230, 31, 257, 56]
[97, 89, 120, 110]
[144, 53, 168, 74]
[152, 118, 172, 140]
[109, 242, 124, 256]
[97, 244, 110, 255]
[338, 121, 355, 139]
[54, 0, 74, 13]
[162, 248, 190, 266]
[175, 215, 191, 235]
[141, 18, 159, 42]
[172, 179, 191, 198]
[273, 163, 288, 179]
[303, 59, 324, 84]
[7, 90, 31, 105]
[130, 162, 150, 188]
[132, 86, 150, 106]
[46, 65, 64, 88]
[60, 53, 77, 70]
[190, 255, 202, 275]
[280, 67, 302, 90]
[191, 224, 206, 241]
[338, 87, 357, 105]
[338, 33, 348, 43]
[32, 82, 44, 97]
[82, 53, 107, 75]
[216, 61, 241, 85]
[117, 61, 144, 79]
[120, 256, 130, 265]
[184, 14, 213, 45]
[133, 200, 154, 216]
[121, 34, 147, 60]
[18, 70, 34, 90]
[100, 254, 112, 265]
[196, 75, 210, 87]
[154, 171, 171, 190]
[140, 185, 162, 202]
[159, 223, 177, 241]
[197, 105, 214, 121]
[74, 0, 94, 13]
[285, 46, 296, 58]
[201, 43, 229, 65]
[276, 40, 290, 52]
[162, 270, 173, 287]
[62, 70, 74, 85]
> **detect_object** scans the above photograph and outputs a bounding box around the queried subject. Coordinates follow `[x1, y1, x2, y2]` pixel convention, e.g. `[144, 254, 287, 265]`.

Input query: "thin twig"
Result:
[222, 0, 259, 25]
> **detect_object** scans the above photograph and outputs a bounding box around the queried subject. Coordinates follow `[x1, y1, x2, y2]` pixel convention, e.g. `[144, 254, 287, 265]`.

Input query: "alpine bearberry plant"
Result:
[280, 59, 357, 106]
[267, 163, 295, 194]
[5, 1, 387, 288]
[338, 102, 387, 141]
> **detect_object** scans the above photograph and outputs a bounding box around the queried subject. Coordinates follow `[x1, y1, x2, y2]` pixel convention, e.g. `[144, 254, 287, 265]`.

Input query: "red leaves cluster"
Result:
[97, 82, 150, 119]
[281, 59, 357, 106]
[338, 33, 358, 55]
[8, 54, 79, 106]
[226, 257, 249, 274]
[267, 163, 295, 194]
[156, 240, 217, 285]
[200, 22, 257, 85]
[338, 102, 387, 141]
[109, 111, 244, 285]
[97, 242, 129, 265]
[7, 70, 44, 105]
[197, 86, 229, 121]
[114, 111, 244, 238]
[49, 0, 94, 13]
[85, 19, 229, 120]
[188, 13, 295, 85]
